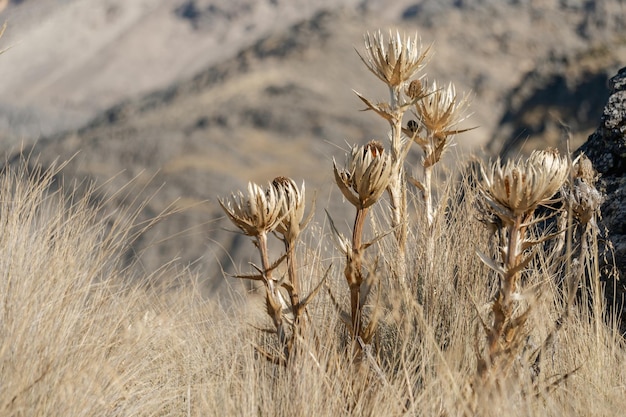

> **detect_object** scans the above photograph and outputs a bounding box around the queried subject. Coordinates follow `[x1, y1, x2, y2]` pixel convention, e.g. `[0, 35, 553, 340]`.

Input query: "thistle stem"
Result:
[257, 232, 286, 347]
[489, 215, 524, 358]
[349, 206, 369, 338]
[503, 216, 523, 303]
[284, 241, 303, 329]
[257, 232, 272, 280]
[387, 84, 407, 279]
[423, 162, 434, 227]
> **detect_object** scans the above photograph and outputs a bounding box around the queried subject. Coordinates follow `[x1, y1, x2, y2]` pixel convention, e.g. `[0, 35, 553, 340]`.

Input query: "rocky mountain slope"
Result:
[0, 0, 625, 293]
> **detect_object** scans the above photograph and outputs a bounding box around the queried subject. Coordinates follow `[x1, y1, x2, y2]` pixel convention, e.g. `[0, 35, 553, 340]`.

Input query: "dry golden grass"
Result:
[0, 154, 624, 416]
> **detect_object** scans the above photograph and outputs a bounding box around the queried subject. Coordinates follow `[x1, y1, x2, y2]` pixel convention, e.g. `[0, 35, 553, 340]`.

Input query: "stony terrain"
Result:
[578, 66, 626, 321]
[0, 0, 625, 293]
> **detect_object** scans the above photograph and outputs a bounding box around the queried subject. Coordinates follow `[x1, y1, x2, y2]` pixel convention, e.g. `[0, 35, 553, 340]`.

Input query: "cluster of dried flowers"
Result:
[219, 178, 320, 361]
[218, 30, 604, 381]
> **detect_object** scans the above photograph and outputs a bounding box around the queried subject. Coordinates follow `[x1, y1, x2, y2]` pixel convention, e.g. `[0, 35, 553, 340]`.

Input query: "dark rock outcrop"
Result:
[577, 66, 626, 320]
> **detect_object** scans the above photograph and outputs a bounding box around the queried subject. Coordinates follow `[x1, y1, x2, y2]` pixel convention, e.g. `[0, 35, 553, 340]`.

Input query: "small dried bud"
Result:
[566, 154, 604, 224]
[572, 154, 597, 185]
[406, 79, 425, 100]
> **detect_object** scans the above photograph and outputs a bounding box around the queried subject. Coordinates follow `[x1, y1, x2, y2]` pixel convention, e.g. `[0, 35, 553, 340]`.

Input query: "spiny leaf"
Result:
[476, 249, 506, 275]
[326, 209, 352, 256]
[298, 264, 332, 310]
[229, 271, 264, 281]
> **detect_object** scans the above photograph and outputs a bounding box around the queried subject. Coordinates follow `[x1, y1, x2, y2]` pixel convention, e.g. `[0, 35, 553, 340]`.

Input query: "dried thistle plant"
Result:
[271, 177, 315, 330]
[476, 149, 569, 377]
[567, 154, 604, 227]
[560, 154, 605, 337]
[407, 79, 472, 227]
[354, 29, 474, 282]
[219, 182, 290, 346]
[355, 30, 431, 278]
[330, 141, 392, 351]
[220, 179, 320, 363]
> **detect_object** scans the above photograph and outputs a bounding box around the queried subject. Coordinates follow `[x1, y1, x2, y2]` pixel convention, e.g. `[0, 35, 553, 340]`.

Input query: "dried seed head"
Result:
[358, 30, 430, 87]
[566, 154, 604, 224]
[481, 149, 569, 220]
[413, 79, 471, 142]
[333, 140, 393, 209]
[572, 153, 597, 185]
[272, 176, 307, 242]
[219, 181, 286, 236]
[568, 179, 604, 225]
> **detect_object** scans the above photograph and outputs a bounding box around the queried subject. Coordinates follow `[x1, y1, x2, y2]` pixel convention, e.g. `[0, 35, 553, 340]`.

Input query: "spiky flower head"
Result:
[358, 30, 430, 87]
[333, 140, 393, 209]
[413, 80, 471, 142]
[481, 149, 569, 220]
[272, 176, 310, 243]
[219, 181, 286, 237]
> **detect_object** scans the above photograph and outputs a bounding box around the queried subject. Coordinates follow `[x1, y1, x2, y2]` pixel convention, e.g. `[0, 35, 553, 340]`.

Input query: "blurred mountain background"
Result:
[0, 0, 624, 295]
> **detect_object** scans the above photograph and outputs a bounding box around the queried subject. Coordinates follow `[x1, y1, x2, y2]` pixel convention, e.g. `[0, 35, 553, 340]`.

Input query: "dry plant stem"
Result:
[423, 157, 436, 274]
[284, 241, 303, 330]
[347, 206, 369, 338]
[257, 231, 287, 347]
[387, 84, 408, 278]
[422, 134, 437, 226]
[489, 214, 526, 358]
[423, 147, 434, 227]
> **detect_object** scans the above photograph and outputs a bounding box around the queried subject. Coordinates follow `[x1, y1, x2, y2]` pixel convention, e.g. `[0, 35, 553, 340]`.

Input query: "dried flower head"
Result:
[333, 140, 393, 209]
[219, 181, 286, 236]
[572, 153, 597, 185]
[413, 80, 471, 142]
[272, 177, 309, 243]
[566, 154, 604, 225]
[481, 149, 569, 220]
[358, 30, 430, 87]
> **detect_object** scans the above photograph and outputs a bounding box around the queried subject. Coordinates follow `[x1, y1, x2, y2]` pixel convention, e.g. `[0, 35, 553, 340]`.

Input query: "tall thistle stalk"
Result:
[405, 80, 472, 276]
[355, 30, 472, 280]
[219, 182, 289, 346]
[407, 80, 472, 226]
[219, 178, 318, 363]
[272, 177, 314, 330]
[331, 141, 392, 350]
[476, 149, 569, 375]
[355, 30, 430, 279]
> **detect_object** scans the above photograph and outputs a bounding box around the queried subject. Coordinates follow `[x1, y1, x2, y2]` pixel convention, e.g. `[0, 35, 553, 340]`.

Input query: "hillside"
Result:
[1, 0, 625, 292]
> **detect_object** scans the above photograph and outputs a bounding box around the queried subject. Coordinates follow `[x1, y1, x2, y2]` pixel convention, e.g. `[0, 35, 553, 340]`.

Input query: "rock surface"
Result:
[577, 67, 626, 319]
